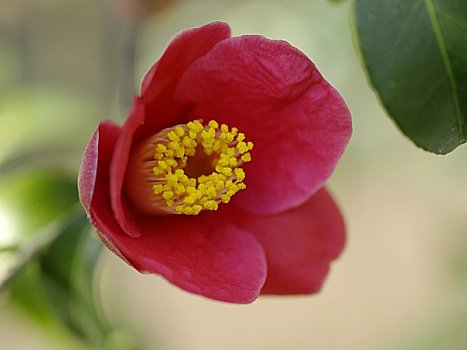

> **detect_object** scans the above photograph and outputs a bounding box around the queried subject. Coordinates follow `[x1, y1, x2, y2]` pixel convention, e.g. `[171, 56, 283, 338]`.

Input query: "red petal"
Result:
[91, 209, 267, 303]
[241, 188, 346, 295]
[141, 21, 231, 102]
[128, 213, 267, 303]
[140, 21, 232, 136]
[84, 122, 267, 302]
[85, 120, 267, 303]
[78, 121, 120, 212]
[176, 35, 352, 214]
[78, 121, 130, 261]
[110, 98, 145, 238]
[109, 22, 232, 237]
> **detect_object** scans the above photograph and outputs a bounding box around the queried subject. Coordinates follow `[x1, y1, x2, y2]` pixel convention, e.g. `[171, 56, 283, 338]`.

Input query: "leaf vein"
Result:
[424, 0, 463, 136]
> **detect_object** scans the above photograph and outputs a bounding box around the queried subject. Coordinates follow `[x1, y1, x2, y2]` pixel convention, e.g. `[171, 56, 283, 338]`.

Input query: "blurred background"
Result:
[1, 0, 467, 349]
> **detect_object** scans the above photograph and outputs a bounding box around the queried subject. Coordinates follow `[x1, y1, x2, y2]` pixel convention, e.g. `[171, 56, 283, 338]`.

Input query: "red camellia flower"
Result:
[78, 22, 352, 303]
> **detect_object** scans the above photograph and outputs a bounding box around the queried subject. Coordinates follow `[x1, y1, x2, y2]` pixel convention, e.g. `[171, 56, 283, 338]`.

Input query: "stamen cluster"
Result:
[151, 120, 253, 215]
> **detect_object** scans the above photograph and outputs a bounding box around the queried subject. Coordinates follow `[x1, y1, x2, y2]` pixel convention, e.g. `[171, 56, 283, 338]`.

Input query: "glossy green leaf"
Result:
[354, 0, 467, 154]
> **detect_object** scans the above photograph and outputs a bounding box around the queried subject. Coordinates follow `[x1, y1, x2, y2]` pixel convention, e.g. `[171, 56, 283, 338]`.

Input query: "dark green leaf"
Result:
[354, 0, 467, 154]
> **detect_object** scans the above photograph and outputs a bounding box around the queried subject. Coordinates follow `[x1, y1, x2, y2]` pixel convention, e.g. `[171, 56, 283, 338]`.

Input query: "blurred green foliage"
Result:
[0, 0, 145, 346]
[0, 171, 78, 240]
[0, 171, 105, 347]
[385, 314, 467, 350]
[0, 89, 105, 173]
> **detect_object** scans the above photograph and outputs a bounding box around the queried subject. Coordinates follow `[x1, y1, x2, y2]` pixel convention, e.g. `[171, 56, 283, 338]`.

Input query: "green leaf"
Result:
[354, 0, 467, 154]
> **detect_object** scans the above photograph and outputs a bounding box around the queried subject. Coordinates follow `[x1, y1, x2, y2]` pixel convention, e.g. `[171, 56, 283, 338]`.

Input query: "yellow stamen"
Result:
[125, 119, 253, 216]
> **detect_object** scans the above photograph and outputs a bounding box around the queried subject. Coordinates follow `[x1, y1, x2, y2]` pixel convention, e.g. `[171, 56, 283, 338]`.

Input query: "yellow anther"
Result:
[162, 191, 174, 200]
[167, 131, 179, 142]
[225, 148, 235, 157]
[153, 184, 164, 194]
[217, 158, 230, 166]
[175, 126, 185, 137]
[212, 140, 222, 152]
[156, 144, 167, 153]
[237, 141, 248, 154]
[146, 119, 253, 216]
[208, 120, 219, 129]
[153, 167, 164, 175]
[165, 159, 177, 167]
[182, 136, 196, 148]
[192, 205, 202, 215]
[167, 141, 180, 151]
[241, 152, 251, 162]
[174, 185, 185, 195]
[204, 200, 218, 211]
[185, 148, 196, 157]
[229, 157, 238, 167]
[234, 168, 245, 182]
[237, 133, 245, 142]
[157, 160, 169, 170]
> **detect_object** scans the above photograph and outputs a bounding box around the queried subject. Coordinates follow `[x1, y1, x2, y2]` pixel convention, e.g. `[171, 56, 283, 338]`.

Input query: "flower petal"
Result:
[109, 22, 232, 237]
[78, 128, 99, 211]
[142, 21, 231, 103]
[141, 21, 232, 136]
[176, 35, 352, 214]
[129, 214, 267, 303]
[78, 121, 120, 212]
[91, 210, 267, 303]
[110, 98, 145, 238]
[84, 123, 267, 302]
[241, 187, 346, 295]
[78, 121, 130, 261]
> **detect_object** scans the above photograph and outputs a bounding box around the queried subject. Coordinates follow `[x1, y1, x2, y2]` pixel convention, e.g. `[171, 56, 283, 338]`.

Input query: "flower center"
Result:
[125, 120, 253, 216]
